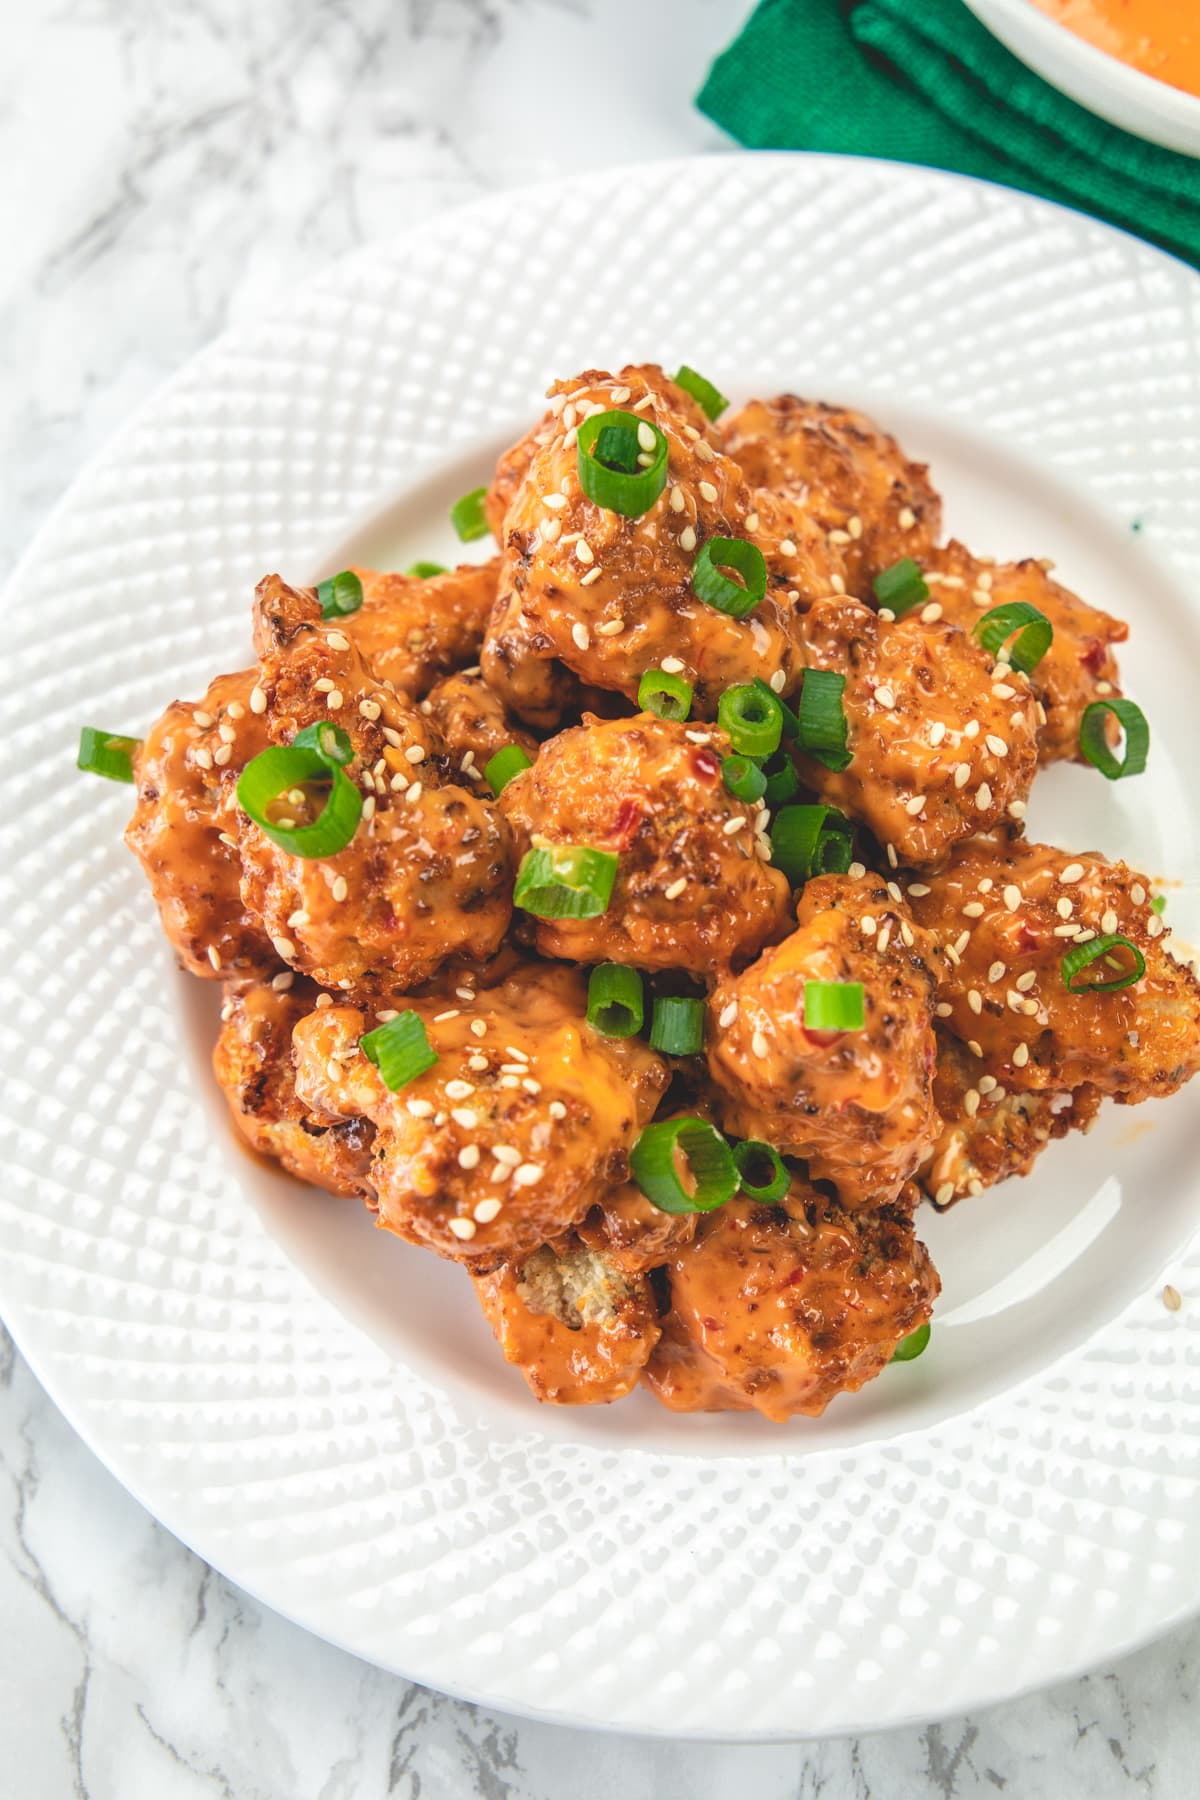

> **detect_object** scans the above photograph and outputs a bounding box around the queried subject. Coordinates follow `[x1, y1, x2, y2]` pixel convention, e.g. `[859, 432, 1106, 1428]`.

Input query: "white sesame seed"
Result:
[329, 875, 348, 904]
[978, 1075, 997, 1095]
[541, 518, 562, 544]
[434, 1009, 460, 1023]
[764, 669, 786, 696]
[467, 1054, 488, 1072]
[1008, 800, 1027, 820]
[900, 921, 915, 947]
[470, 1020, 487, 1038]
[1056, 898, 1073, 919]
[752, 1030, 769, 1059]
[206, 945, 222, 971]
[326, 689, 344, 710]
[848, 514, 863, 540]
[953, 763, 970, 790]
[877, 923, 892, 953]
[249, 685, 268, 715]
[1060, 863, 1085, 885]
[679, 525, 697, 553]
[543, 492, 567, 511]
[874, 685, 895, 709]
[661, 656, 685, 674]
[1022, 997, 1039, 1016]
[271, 935, 295, 959]
[992, 683, 1016, 700]
[967, 1039, 983, 1057]
[695, 439, 716, 463]
[935, 1002, 953, 1017]
[954, 931, 971, 955]
[406, 780, 423, 804]
[967, 989, 983, 1015]
[271, 970, 293, 992]
[877, 608, 896, 623]
[745, 511, 760, 533]
[1148, 915, 1164, 938]
[887, 843, 898, 869]
[404, 744, 426, 765]
[985, 735, 1008, 757]
[698, 481, 718, 503]
[548, 1101, 567, 1120]
[1100, 908, 1118, 935]
[637, 421, 657, 453]
[887, 881, 903, 903]
[848, 862, 867, 880]
[665, 877, 687, 900]
[492, 1145, 521, 1166]
[456, 987, 476, 1002]
[963, 1088, 980, 1118]
[1131, 883, 1147, 905]
[522, 1078, 541, 1095]
[406, 1098, 434, 1118]
[596, 617, 624, 636]
[908, 882, 930, 897]
[1053, 923, 1081, 937]
[576, 539, 594, 566]
[669, 486, 685, 513]
[325, 631, 350, 651]
[976, 783, 992, 810]
[580, 568, 603, 588]
[899, 507, 917, 531]
[359, 699, 381, 723]
[723, 816, 746, 835]
[193, 746, 213, 772]
[963, 901, 985, 918]
[448, 1217, 477, 1241]
[905, 795, 926, 816]
[381, 727, 403, 749]
[513, 1163, 544, 1187]
[572, 622, 591, 650]
[458, 1145, 481, 1170]
[473, 1196, 502, 1223]
[451, 1108, 478, 1130]
[1012, 1043, 1030, 1068]
[828, 528, 851, 545]
[779, 538, 797, 557]
[212, 744, 233, 768]
[445, 1079, 474, 1100]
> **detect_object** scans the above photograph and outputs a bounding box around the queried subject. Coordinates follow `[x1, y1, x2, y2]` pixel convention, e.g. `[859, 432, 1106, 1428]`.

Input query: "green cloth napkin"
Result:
[698, 0, 1200, 269]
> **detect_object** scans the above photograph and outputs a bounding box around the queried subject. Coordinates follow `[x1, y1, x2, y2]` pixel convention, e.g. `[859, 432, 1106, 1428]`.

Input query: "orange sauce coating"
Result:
[1030, 0, 1200, 98]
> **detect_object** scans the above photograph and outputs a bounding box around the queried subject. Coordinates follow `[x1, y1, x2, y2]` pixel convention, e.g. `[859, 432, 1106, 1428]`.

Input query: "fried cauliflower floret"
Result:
[706, 874, 942, 1208]
[126, 669, 273, 979]
[472, 1237, 660, 1404]
[576, 1181, 697, 1273]
[918, 1032, 1101, 1209]
[906, 832, 1200, 1104]
[791, 596, 1039, 865]
[925, 541, 1128, 764]
[483, 364, 842, 722]
[228, 575, 513, 995]
[498, 712, 792, 974]
[291, 961, 668, 1262]
[342, 560, 499, 699]
[212, 978, 375, 1196]
[422, 669, 537, 781]
[720, 396, 941, 596]
[480, 581, 593, 734]
[643, 1184, 939, 1421]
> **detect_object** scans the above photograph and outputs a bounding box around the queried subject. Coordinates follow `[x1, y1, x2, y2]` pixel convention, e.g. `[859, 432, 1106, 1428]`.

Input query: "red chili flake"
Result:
[802, 1027, 844, 1050]
[1017, 922, 1041, 953]
[702, 1316, 723, 1331]
[609, 798, 644, 846]
[1079, 639, 1108, 675]
[690, 747, 721, 782]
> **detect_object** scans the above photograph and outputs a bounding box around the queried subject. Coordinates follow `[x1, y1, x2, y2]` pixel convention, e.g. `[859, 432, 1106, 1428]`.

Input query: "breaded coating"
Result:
[706, 874, 943, 1208]
[498, 712, 792, 974]
[792, 596, 1039, 865]
[644, 1184, 939, 1421]
[482, 364, 843, 721]
[229, 575, 513, 995]
[925, 541, 1128, 764]
[422, 669, 538, 781]
[472, 1237, 660, 1404]
[720, 396, 941, 595]
[126, 669, 273, 979]
[919, 1032, 1101, 1209]
[576, 1181, 697, 1274]
[343, 560, 499, 699]
[212, 978, 374, 1196]
[906, 832, 1200, 1103]
[291, 961, 668, 1262]
[480, 578, 593, 734]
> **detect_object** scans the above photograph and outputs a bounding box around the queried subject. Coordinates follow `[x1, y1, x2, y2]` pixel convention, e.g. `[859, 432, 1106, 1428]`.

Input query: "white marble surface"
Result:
[2, 0, 1199, 1793]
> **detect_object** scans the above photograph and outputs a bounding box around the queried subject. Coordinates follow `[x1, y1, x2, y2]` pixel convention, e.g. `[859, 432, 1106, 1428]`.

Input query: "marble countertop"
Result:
[3, 1, 1198, 1793]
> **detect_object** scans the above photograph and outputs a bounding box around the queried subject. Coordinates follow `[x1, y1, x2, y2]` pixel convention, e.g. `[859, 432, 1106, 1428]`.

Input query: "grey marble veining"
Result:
[2, 0, 1198, 1794]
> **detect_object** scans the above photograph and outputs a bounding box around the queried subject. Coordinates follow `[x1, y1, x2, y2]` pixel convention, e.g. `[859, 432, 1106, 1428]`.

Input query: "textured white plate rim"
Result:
[2, 153, 1199, 1741]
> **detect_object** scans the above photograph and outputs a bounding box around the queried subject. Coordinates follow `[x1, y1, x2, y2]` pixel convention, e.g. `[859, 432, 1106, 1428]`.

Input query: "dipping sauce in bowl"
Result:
[1030, 0, 1200, 98]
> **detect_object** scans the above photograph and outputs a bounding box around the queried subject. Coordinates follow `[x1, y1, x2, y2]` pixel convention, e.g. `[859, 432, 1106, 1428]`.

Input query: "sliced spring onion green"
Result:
[732, 1139, 790, 1202]
[693, 537, 767, 619]
[630, 1117, 738, 1214]
[638, 668, 693, 722]
[484, 744, 532, 796]
[316, 570, 364, 619]
[77, 727, 141, 784]
[768, 804, 853, 885]
[513, 844, 619, 919]
[972, 600, 1052, 673]
[292, 721, 355, 766]
[450, 487, 489, 542]
[577, 410, 669, 518]
[673, 365, 729, 421]
[796, 669, 851, 771]
[804, 979, 865, 1031]
[406, 560, 448, 578]
[1151, 894, 1167, 915]
[1061, 932, 1146, 993]
[1078, 698, 1149, 780]
[360, 1010, 438, 1090]
[586, 963, 644, 1037]
[722, 755, 767, 803]
[718, 682, 783, 757]
[761, 747, 800, 807]
[872, 557, 929, 616]
[890, 1322, 931, 1363]
[236, 744, 362, 857]
[649, 996, 706, 1056]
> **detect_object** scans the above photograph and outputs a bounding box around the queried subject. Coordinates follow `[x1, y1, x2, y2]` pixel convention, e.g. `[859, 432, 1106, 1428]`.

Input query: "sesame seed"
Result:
[695, 439, 716, 463]
[953, 763, 970, 789]
[1022, 998, 1039, 1016]
[962, 901, 985, 918]
[1163, 1284, 1183, 1312]
[331, 875, 348, 904]
[492, 1145, 521, 1166]
[434, 1009, 460, 1023]
[905, 794, 926, 816]
[543, 492, 567, 511]
[1060, 863, 1085, 885]
[899, 507, 917, 531]
[698, 481, 718, 503]
[572, 622, 591, 650]
[470, 1020, 487, 1038]
[1053, 923, 1081, 938]
[218, 722, 236, 745]
[467, 1054, 488, 1072]
[954, 931, 970, 955]
[405, 745, 426, 764]
[212, 744, 232, 767]
[828, 528, 851, 545]
[723, 816, 746, 835]
[967, 989, 983, 1014]
[848, 514, 863, 539]
[877, 608, 896, 623]
[967, 1039, 983, 1057]
[963, 1088, 980, 1118]
[1100, 908, 1118, 935]
[848, 862, 867, 880]
[580, 568, 603, 588]
[935, 1181, 955, 1205]
[541, 518, 562, 543]
[861, 917, 877, 936]
[665, 877, 687, 900]
[878, 924, 892, 953]
[1008, 800, 1027, 820]
[325, 631, 350, 651]
[752, 1031, 769, 1059]
[500, 1064, 528, 1076]
[249, 685, 267, 714]
[271, 970, 294, 992]
[193, 746, 213, 772]
[406, 780, 423, 804]
[445, 1079, 474, 1100]
[637, 421, 657, 453]
[985, 735, 1008, 757]
[1131, 883, 1147, 905]
[976, 783, 992, 810]
[978, 1075, 997, 1095]
[669, 486, 685, 513]
[206, 945, 222, 971]
[900, 920, 915, 949]
[504, 1045, 529, 1062]
[1056, 898, 1073, 919]
[920, 602, 943, 624]
[1015, 970, 1037, 992]
[513, 1163, 544, 1187]
[1148, 915, 1164, 938]
[458, 1145, 481, 1170]
[935, 1002, 953, 1017]
[596, 617, 624, 636]
[522, 1078, 541, 1095]
[456, 987, 476, 1002]
[451, 1108, 478, 1130]
[908, 882, 931, 897]
[886, 843, 898, 869]
[326, 689, 344, 710]
[271, 935, 296, 959]
[988, 960, 1006, 982]
[576, 540, 594, 566]
[548, 1101, 567, 1120]
[887, 882, 903, 903]
[1095, 680, 1113, 696]
[1012, 1043, 1030, 1068]
[661, 655, 685, 674]
[679, 526, 697, 553]
[874, 684, 895, 709]
[406, 1098, 434, 1118]
[632, 393, 654, 412]
[779, 538, 797, 557]
[473, 1196, 502, 1223]
[992, 683, 1016, 700]
[448, 1217, 477, 1241]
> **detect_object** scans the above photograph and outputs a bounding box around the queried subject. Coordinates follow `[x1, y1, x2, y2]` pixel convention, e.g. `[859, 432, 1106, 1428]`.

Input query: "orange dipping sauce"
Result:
[1030, 0, 1200, 98]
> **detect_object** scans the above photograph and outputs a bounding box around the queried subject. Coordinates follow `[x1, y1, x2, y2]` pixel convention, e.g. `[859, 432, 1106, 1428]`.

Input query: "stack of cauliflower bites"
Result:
[114, 362, 1200, 1421]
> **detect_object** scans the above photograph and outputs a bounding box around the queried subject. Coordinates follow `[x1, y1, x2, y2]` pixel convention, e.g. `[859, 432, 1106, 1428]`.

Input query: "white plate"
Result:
[964, 0, 1200, 156]
[2, 155, 1199, 1740]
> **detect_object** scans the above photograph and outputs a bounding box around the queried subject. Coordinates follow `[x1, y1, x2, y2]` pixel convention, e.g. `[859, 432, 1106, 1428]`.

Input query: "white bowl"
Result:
[964, 0, 1200, 156]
